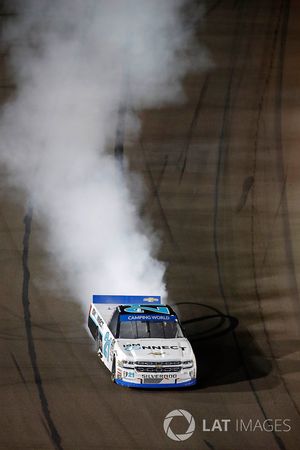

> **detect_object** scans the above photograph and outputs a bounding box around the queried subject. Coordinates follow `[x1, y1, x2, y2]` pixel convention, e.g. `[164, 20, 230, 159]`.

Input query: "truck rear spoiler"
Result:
[92, 295, 161, 305]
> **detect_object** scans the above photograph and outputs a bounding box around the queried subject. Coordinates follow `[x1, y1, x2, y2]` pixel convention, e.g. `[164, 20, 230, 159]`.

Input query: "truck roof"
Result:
[92, 303, 178, 326]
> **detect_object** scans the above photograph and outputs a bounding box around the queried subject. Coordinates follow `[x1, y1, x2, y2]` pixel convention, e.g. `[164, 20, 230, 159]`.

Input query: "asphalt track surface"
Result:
[1, 1, 300, 449]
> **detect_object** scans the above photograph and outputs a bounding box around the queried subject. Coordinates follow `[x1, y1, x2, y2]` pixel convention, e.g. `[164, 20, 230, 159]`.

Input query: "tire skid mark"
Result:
[203, 438, 216, 450]
[41, 416, 53, 442]
[140, 139, 177, 246]
[250, 0, 300, 417]
[22, 208, 64, 450]
[45, 300, 139, 446]
[114, 104, 126, 165]
[204, 0, 223, 17]
[275, 0, 300, 309]
[10, 352, 27, 386]
[140, 145, 168, 212]
[261, 175, 287, 269]
[213, 2, 286, 449]
[178, 75, 209, 183]
[236, 176, 254, 212]
[140, 141, 201, 299]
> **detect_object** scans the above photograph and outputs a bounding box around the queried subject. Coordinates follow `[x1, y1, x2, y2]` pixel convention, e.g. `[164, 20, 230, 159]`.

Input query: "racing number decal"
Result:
[124, 305, 170, 314]
[103, 331, 112, 361]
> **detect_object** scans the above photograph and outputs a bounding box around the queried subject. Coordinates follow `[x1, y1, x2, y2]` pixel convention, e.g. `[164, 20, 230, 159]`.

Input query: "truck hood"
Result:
[116, 338, 193, 361]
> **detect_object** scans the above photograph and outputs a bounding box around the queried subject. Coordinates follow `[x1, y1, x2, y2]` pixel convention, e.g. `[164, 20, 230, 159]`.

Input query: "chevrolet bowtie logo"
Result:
[143, 297, 159, 303]
[149, 351, 165, 356]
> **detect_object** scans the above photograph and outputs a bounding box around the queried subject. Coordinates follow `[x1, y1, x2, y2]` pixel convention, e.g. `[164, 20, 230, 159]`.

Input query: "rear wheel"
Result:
[96, 331, 102, 357]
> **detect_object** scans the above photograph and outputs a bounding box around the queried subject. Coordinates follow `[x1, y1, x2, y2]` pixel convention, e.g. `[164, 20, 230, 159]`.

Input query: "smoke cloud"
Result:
[0, 0, 206, 310]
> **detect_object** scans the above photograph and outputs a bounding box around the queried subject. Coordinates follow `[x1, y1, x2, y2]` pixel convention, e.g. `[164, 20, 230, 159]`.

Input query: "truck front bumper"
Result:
[115, 378, 197, 388]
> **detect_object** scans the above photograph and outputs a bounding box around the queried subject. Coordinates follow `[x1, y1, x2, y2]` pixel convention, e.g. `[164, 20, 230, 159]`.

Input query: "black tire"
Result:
[111, 357, 116, 383]
[96, 331, 102, 357]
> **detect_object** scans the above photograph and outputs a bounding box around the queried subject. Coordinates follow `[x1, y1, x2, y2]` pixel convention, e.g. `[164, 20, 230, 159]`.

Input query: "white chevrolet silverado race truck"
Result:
[88, 295, 197, 388]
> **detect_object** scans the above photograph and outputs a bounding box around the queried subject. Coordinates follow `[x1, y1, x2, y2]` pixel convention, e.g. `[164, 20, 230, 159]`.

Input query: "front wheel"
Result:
[111, 357, 116, 383]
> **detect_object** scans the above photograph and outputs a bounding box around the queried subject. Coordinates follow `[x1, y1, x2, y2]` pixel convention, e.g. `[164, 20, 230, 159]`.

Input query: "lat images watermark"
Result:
[163, 411, 292, 441]
[163, 409, 196, 441]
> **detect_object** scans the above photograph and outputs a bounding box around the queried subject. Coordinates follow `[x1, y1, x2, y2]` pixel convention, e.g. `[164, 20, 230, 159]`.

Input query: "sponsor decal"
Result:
[109, 339, 115, 360]
[123, 343, 141, 351]
[123, 344, 186, 351]
[141, 373, 177, 379]
[120, 314, 176, 322]
[103, 331, 112, 360]
[124, 371, 135, 379]
[97, 315, 104, 328]
[91, 308, 104, 328]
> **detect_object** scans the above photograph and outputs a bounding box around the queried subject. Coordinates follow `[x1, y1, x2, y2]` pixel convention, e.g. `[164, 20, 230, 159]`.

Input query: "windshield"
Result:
[118, 320, 184, 339]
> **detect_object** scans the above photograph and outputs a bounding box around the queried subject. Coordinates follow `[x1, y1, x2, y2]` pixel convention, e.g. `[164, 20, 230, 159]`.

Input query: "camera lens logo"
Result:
[163, 409, 195, 441]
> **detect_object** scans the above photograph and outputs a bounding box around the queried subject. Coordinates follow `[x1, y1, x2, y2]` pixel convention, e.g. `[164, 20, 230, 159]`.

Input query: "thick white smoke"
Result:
[0, 0, 205, 309]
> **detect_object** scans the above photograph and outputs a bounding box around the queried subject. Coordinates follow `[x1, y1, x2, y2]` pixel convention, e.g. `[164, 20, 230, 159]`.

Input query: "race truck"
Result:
[88, 295, 197, 388]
